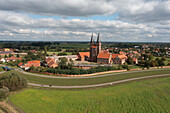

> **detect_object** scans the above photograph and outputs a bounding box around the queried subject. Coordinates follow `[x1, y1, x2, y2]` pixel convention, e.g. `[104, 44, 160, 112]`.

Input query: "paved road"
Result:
[18, 68, 170, 79]
[28, 74, 170, 88]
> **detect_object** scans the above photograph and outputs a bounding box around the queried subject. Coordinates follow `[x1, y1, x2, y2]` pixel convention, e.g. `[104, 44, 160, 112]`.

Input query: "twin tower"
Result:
[90, 33, 101, 62]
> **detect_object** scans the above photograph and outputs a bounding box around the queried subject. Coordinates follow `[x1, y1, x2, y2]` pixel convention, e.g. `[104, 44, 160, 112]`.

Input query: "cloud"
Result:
[0, 0, 170, 23]
[0, 11, 170, 42]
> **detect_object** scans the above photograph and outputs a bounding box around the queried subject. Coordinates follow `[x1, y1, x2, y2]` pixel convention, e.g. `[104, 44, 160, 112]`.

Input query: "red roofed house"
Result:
[97, 53, 112, 64]
[77, 52, 90, 61]
[45, 57, 58, 68]
[21, 60, 41, 70]
[6, 56, 22, 62]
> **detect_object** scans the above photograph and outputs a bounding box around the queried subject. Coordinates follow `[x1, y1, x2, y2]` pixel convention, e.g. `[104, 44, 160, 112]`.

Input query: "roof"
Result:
[117, 55, 127, 59]
[45, 57, 54, 63]
[24, 63, 40, 67]
[112, 54, 119, 59]
[78, 52, 90, 57]
[97, 53, 111, 59]
[27, 60, 40, 64]
[6, 57, 22, 60]
[18, 62, 23, 66]
[48, 60, 58, 67]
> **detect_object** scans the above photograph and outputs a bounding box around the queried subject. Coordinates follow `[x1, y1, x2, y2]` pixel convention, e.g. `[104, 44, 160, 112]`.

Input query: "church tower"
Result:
[90, 33, 101, 62]
[96, 33, 101, 55]
[90, 33, 94, 61]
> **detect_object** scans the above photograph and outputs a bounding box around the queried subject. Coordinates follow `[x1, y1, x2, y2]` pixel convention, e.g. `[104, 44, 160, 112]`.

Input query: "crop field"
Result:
[1, 69, 170, 86]
[9, 77, 170, 113]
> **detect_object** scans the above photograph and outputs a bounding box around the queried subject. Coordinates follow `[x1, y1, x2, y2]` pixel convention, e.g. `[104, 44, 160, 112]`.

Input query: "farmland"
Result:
[9, 77, 170, 113]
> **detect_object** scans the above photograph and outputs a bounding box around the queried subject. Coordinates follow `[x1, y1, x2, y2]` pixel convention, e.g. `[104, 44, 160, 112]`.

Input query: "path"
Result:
[17, 68, 170, 79]
[28, 73, 170, 88]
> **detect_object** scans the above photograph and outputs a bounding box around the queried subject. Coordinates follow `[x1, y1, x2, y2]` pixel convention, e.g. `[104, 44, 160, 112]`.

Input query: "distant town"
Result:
[0, 34, 169, 75]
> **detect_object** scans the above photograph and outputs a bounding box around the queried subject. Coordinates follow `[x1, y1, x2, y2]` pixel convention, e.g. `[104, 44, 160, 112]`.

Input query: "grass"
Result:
[47, 51, 72, 55]
[9, 77, 170, 113]
[1, 69, 170, 86]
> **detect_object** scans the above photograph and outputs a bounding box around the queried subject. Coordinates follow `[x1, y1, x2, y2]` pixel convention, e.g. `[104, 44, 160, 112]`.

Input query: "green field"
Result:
[47, 51, 72, 55]
[9, 77, 170, 113]
[1, 69, 170, 86]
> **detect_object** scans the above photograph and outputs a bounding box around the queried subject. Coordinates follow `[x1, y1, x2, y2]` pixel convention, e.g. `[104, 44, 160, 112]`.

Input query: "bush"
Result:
[0, 73, 27, 91]
[0, 87, 9, 100]
[47, 66, 117, 75]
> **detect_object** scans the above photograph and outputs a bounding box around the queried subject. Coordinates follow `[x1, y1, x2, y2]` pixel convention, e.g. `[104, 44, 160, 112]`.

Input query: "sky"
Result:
[0, 0, 170, 42]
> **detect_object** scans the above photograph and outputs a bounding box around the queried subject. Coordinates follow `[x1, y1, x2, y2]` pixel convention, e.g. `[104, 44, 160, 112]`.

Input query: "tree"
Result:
[44, 46, 47, 56]
[145, 60, 150, 67]
[127, 57, 133, 65]
[161, 56, 166, 61]
[58, 57, 68, 69]
[16, 54, 20, 58]
[148, 55, 154, 60]
[150, 60, 156, 67]
[8, 53, 12, 58]
[4, 55, 7, 58]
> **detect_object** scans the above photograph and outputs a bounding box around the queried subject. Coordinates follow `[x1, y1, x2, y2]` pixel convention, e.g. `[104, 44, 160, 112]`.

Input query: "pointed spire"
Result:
[90, 33, 94, 43]
[97, 33, 100, 42]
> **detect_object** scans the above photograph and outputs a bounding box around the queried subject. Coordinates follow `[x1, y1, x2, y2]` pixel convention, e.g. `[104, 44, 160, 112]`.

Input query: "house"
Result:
[45, 58, 58, 68]
[77, 52, 90, 61]
[21, 60, 41, 70]
[112, 54, 127, 64]
[5, 56, 22, 62]
[97, 53, 112, 64]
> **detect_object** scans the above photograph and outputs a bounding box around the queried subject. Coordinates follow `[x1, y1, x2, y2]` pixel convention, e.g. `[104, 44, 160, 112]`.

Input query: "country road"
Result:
[28, 74, 170, 88]
[18, 68, 170, 79]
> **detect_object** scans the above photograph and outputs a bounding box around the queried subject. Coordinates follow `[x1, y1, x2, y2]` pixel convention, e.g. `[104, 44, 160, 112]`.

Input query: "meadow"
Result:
[9, 77, 170, 113]
[1, 69, 170, 86]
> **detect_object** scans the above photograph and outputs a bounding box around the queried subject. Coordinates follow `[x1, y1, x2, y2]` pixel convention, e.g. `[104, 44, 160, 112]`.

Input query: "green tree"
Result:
[148, 55, 154, 60]
[44, 46, 47, 56]
[127, 57, 133, 65]
[161, 56, 166, 61]
[58, 57, 68, 69]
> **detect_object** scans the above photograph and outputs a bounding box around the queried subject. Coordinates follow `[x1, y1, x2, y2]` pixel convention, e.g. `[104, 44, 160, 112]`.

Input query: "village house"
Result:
[45, 57, 58, 68]
[19, 60, 41, 70]
[5, 56, 22, 62]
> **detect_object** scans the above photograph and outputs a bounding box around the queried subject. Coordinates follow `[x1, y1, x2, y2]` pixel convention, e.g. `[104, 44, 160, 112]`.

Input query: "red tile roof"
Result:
[97, 53, 111, 59]
[18, 62, 23, 66]
[78, 52, 90, 57]
[27, 60, 40, 64]
[112, 54, 119, 59]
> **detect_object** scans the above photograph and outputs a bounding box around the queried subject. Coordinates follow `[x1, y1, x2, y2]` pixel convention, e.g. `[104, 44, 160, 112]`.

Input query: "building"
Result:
[45, 58, 58, 68]
[77, 52, 90, 61]
[5, 56, 22, 62]
[90, 33, 101, 62]
[20, 60, 41, 70]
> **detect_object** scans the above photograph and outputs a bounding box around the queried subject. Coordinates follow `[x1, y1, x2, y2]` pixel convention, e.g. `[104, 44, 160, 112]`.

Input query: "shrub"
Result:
[0, 73, 27, 91]
[0, 87, 9, 100]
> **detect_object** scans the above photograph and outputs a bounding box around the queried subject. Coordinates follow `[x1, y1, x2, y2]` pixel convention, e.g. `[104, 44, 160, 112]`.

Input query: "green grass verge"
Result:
[1, 69, 170, 86]
[9, 77, 170, 113]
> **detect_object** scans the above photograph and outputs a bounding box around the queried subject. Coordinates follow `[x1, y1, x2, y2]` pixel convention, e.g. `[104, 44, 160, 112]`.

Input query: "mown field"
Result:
[1, 69, 170, 86]
[9, 77, 170, 113]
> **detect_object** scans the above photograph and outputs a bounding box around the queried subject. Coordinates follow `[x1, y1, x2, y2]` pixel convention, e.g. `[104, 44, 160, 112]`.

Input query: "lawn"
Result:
[9, 77, 170, 113]
[1, 69, 170, 86]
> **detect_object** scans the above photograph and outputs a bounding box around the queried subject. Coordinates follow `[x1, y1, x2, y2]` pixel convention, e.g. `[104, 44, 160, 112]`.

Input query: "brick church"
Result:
[77, 34, 127, 64]
[90, 33, 101, 62]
